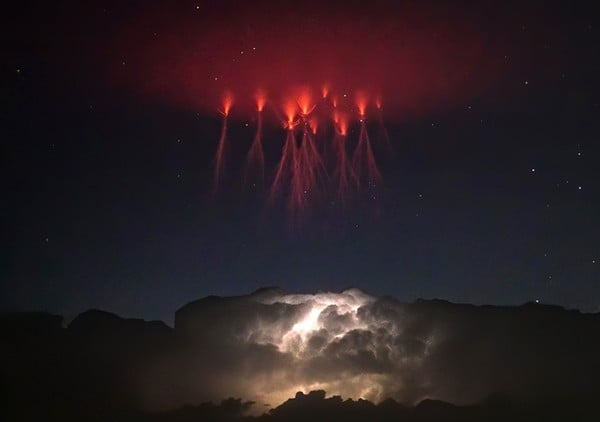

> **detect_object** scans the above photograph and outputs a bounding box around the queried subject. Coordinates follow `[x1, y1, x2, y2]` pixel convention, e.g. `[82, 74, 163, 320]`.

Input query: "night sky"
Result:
[3, 0, 600, 324]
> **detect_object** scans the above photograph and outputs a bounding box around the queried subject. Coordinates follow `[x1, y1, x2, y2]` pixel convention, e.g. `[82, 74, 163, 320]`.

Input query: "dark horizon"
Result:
[3, 288, 600, 421]
[7, 286, 599, 328]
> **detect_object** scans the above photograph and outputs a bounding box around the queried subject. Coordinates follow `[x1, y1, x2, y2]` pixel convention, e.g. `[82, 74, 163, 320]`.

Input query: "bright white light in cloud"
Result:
[137, 288, 597, 414]
[158, 288, 426, 409]
[259, 289, 375, 355]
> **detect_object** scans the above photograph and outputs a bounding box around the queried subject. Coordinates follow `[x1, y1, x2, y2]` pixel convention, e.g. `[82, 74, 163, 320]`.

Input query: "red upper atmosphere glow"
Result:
[335, 112, 349, 136]
[355, 92, 368, 117]
[221, 92, 234, 116]
[283, 99, 298, 129]
[255, 90, 266, 112]
[309, 116, 319, 135]
[296, 87, 315, 116]
[104, 1, 516, 120]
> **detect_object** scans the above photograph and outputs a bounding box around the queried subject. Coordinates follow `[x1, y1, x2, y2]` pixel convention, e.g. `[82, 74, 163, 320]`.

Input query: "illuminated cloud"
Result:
[134, 289, 600, 411]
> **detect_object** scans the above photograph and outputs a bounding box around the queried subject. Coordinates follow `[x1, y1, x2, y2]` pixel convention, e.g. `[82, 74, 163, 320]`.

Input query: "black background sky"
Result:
[2, 0, 600, 324]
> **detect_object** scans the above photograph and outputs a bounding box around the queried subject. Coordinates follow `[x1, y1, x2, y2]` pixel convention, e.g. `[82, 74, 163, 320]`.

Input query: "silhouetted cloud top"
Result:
[161, 289, 600, 409]
[2, 289, 600, 419]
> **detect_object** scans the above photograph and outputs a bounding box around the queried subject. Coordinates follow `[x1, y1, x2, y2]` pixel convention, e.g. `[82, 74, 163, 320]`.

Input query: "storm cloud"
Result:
[134, 288, 600, 410]
[2, 288, 600, 417]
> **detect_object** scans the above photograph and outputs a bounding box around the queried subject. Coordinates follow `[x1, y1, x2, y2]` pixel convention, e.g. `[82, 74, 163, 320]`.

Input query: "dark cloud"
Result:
[2, 289, 600, 418]
[142, 290, 600, 409]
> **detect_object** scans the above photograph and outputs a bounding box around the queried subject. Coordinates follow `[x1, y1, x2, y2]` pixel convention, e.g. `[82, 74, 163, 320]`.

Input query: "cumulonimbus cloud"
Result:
[133, 288, 600, 411]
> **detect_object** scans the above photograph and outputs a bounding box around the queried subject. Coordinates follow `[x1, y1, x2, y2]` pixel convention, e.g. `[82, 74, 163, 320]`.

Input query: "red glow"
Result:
[332, 110, 340, 125]
[106, 1, 509, 121]
[217, 86, 384, 212]
[284, 100, 297, 124]
[221, 92, 234, 116]
[309, 116, 319, 135]
[332, 118, 356, 204]
[245, 107, 265, 187]
[352, 121, 381, 187]
[355, 92, 368, 117]
[62, 1, 563, 219]
[270, 102, 326, 216]
[282, 99, 299, 130]
[296, 87, 315, 116]
[255, 90, 266, 112]
[270, 130, 296, 202]
[336, 112, 349, 136]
